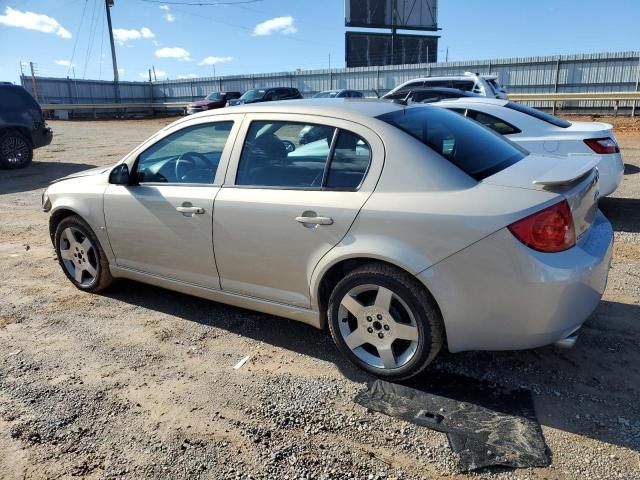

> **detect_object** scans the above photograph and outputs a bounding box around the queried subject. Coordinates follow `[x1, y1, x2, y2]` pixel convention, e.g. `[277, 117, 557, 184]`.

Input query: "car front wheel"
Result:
[54, 215, 113, 292]
[328, 263, 443, 381]
[0, 130, 33, 169]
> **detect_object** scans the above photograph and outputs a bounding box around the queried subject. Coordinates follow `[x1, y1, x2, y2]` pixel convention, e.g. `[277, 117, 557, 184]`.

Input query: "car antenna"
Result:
[389, 90, 410, 107]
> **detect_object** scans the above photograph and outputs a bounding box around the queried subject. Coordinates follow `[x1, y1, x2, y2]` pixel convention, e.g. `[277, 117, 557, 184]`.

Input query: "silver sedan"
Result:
[42, 99, 613, 380]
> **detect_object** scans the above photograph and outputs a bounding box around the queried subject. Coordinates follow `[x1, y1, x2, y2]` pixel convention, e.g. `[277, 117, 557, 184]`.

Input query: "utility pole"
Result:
[105, 0, 120, 101]
[29, 62, 39, 101]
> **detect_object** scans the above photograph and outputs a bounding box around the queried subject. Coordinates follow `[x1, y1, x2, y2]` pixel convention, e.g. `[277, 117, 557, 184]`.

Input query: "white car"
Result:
[386, 73, 508, 100]
[431, 98, 624, 197]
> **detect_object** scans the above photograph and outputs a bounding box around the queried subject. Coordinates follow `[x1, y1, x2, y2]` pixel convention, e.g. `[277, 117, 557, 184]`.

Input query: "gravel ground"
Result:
[0, 117, 638, 479]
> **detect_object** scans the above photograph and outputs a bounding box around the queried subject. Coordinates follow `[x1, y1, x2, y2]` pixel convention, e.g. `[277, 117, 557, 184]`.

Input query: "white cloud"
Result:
[155, 47, 190, 61]
[55, 59, 75, 67]
[118, 68, 126, 74]
[159, 5, 175, 22]
[140, 27, 154, 38]
[113, 26, 155, 45]
[199, 56, 234, 66]
[177, 74, 199, 79]
[253, 16, 297, 36]
[0, 7, 71, 38]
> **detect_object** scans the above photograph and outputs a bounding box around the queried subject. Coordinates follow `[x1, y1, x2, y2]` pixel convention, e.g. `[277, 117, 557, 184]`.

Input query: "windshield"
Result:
[377, 106, 526, 181]
[505, 102, 571, 128]
[205, 92, 223, 101]
[313, 91, 338, 98]
[240, 89, 266, 102]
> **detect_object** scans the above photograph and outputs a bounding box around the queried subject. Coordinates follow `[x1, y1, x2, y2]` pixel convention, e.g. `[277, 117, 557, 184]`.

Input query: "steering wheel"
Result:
[175, 151, 210, 181]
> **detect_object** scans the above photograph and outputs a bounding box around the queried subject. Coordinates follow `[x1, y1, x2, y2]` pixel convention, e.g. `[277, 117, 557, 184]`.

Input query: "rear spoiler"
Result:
[532, 155, 599, 186]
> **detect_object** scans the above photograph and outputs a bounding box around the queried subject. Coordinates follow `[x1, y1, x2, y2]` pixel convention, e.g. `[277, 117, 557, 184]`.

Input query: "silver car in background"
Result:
[42, 100, 612, 380]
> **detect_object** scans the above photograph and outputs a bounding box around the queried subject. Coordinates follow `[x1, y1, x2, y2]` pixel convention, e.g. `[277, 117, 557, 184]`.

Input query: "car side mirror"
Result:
[109, 163, 131, 185]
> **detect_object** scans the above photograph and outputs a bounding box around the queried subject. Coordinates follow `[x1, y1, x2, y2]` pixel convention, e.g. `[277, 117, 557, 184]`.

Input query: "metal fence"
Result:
[22, 50, 640, 115]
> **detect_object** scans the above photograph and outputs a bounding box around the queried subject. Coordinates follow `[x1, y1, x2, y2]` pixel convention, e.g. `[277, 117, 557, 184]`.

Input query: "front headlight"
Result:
[42, 189, 51, 212]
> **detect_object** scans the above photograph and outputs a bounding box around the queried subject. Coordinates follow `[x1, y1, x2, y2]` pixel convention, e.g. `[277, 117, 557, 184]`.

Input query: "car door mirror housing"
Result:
[109, 164, 131, 185]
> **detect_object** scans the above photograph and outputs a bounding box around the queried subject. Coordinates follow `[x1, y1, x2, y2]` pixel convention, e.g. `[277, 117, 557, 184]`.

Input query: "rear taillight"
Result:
[584, 137, 619, 154]
[508, 200, 576, 253]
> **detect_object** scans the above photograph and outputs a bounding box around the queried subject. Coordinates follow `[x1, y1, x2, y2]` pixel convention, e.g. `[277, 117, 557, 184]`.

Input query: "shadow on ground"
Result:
[0, 161, 96, 195]
[600, 196, 640, 233]
[624, 163, 640, 175]
[103, 280, 640, 453]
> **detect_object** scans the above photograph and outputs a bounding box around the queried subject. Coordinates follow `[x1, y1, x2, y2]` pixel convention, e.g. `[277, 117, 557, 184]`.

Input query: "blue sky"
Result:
[1, 0, 639, 84]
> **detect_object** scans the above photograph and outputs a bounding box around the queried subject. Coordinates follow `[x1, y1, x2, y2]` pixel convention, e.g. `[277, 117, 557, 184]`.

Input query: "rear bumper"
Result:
[418, 210, 613, 353]
[32, 126, 53, 149]
[597, 153, 624, 197]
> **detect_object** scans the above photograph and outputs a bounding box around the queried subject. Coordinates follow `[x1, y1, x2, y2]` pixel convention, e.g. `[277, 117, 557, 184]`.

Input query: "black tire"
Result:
[0, 130, 33, 169]
[54, 215, 113, 292]
[328, 263, 443, 381]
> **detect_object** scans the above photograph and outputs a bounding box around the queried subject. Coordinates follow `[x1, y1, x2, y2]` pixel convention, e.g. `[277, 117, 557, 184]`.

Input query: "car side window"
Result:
[235, 122, 371, 190]
[449, 80, 474, 92]
[135, 122, 233, 184]
[424, 80, 450, 88]
[325, 131, 371, 190]
[236, 121, 334, 188]
[466, 110, 522, 135]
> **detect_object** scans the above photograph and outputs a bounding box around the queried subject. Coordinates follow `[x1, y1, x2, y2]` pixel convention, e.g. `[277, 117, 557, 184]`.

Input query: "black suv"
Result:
[229, 87, 303, 106]
[0, 84, 53, 169]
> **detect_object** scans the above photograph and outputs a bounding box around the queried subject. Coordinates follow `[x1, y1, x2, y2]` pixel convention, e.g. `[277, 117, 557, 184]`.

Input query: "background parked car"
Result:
[186, 91, 241, 115]
[313, 89, 364, 98]
[227, 87, 303, 106]
[382, 87, 480, 103]
[432, 97, 624, 196]
[386, 73, 508, 100]
[0, 84, 52, 169]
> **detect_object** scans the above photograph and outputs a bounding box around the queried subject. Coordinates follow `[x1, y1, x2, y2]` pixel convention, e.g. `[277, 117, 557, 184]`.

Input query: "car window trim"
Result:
[319, 128, 340, 187]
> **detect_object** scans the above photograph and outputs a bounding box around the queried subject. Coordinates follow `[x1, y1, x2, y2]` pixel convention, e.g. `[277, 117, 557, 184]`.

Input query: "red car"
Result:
[186, 91, 241, 115]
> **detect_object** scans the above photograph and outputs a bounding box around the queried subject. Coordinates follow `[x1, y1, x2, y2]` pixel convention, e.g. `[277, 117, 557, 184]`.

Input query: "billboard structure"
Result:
[344, 0, 439, 67]
[345, 0, 438, 31]
[346, 32, 438, 68]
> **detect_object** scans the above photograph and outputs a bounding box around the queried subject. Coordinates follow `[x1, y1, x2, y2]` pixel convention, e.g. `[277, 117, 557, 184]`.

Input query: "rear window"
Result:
[377, 106, 526, 181]
[505, 102, 571, 128]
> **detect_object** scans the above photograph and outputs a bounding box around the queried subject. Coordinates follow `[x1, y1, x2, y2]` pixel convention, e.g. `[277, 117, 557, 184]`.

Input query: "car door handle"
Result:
[296, 215, 333, 225]
[177, 206, 204, 214]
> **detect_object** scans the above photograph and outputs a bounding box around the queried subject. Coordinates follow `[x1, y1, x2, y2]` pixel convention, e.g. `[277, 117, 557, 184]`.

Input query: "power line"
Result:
[83, 0, 100, 78]
[140, 0, 263, 5]
[98, 1, 106, 79]
[68, 0, 89, 76]
[168, 4, 333, 48]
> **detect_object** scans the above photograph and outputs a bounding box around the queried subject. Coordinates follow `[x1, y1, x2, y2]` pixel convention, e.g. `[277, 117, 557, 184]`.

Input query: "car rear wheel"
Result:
[54, 215, 112, 292]
[0, 130, 32, 169]
[328, 263, 443, 380]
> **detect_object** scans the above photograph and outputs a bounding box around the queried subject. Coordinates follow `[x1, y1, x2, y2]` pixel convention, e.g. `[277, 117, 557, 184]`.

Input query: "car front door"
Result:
[104, 117, 241, 288]
[213, 114, 383, 308]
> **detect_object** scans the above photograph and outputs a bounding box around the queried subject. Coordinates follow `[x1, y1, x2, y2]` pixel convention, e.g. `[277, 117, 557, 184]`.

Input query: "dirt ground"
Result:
[0, 116, 638, 480]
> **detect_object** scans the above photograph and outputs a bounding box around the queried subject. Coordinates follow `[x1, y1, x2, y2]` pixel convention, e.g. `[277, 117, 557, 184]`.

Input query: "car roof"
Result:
[409, 87, 480, 96]
[184, 98, 407, 122]
[433, 97, 510, 107]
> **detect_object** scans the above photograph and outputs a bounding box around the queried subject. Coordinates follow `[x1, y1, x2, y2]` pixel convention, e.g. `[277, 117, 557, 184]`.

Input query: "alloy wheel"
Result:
[58, 227, 99, 287]
[337, 284, 420, 370]
[1, 134, 30, 166]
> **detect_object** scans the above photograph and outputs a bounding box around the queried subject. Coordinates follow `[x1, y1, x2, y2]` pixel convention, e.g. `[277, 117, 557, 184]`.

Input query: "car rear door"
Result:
[212, 113, 384, 308]
[103, 116, 242, 289]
